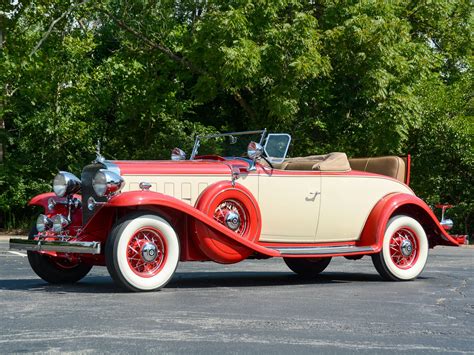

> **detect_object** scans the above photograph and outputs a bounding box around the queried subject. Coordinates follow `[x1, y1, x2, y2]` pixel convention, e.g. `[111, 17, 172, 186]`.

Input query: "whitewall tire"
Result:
[372, 215, 428, 281]
[106, 213, 180, 292]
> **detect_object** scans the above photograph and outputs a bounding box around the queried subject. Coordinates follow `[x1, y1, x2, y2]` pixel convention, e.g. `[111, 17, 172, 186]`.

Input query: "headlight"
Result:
[92, 169, 124, 197]
[36, 214, 53, 232]
[52, 214, 70, 233]
[53, 171, 81, 197]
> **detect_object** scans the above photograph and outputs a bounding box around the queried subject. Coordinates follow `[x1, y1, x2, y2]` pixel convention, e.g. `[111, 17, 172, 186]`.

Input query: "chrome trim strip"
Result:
[271, 245, 374, 255]
[9, 239, 101, 255]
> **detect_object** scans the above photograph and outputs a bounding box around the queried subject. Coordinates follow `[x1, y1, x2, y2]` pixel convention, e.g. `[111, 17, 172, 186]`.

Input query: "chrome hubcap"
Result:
[400, 239, 413, 257]
[225, 211, 241, 231]
[141, 243, 158, 262]
[213, 199, 248, 235]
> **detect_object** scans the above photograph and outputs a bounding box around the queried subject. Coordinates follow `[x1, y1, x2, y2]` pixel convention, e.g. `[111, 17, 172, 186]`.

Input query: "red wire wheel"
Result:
[26, 225, 92, 284]
[193, 181, 261, 264]
[372, 215, 428, 281]
[388, 227, 419, 270]
[213, 199, 249, 235]
[52, 257, 81, 270]
[126, 228, 167, 278]
[106, 213, 180, 292]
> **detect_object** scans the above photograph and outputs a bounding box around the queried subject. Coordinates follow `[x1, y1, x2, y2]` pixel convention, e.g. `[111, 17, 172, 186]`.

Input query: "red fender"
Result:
[82, 190, 277, 259]
[359, 193, 459, 251]
[192, 181, 262, 264]
[29, 192, 57, 208]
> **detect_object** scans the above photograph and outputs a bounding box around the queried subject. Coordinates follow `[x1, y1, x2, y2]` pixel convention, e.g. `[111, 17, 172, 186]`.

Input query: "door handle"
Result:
[306, 191, 320, 201]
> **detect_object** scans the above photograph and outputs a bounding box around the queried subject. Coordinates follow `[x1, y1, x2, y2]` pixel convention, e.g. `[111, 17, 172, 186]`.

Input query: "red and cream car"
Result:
[10, 130, 460, 291]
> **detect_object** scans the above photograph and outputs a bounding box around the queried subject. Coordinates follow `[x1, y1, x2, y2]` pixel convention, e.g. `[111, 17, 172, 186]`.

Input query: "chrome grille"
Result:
[81, 163, 108, 224]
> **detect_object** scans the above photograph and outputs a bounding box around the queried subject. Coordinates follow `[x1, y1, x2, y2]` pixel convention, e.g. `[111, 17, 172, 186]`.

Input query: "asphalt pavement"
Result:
[0, 236, 473, 354]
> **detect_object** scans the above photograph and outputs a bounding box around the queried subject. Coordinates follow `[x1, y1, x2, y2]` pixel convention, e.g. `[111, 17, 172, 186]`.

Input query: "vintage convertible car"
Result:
[10, 130, 460, 291]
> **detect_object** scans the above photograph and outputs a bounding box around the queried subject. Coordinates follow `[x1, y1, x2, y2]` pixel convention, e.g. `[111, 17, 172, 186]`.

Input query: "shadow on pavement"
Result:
[0, 270, 396, 293]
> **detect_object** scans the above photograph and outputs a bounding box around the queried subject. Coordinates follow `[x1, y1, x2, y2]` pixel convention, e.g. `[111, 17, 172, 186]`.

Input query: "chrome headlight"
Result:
[52, 214, 70, 233]
[53, 171, 81, 197]
[36, 214, 53, 232]
[92, 169, 124, 197]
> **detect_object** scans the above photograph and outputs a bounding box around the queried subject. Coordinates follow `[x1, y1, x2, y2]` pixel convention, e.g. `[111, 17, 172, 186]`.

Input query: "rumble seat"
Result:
[348, 156, 407, 183]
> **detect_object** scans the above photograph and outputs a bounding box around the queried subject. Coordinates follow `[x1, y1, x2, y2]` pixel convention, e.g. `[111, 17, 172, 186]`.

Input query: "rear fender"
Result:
[80, 191, 278, 260]
[359, 193, 459, 251]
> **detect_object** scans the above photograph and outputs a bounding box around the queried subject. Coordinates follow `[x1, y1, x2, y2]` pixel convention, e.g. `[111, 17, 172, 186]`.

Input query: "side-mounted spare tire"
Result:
[192, 181, 262, 264]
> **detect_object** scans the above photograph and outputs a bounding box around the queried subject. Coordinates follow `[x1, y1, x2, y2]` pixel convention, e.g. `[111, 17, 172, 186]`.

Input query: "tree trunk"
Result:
[0, 18, 4, 163]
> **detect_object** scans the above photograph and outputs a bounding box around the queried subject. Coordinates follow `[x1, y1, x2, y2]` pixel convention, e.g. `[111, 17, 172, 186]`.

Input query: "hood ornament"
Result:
[94, 139, 105, 163]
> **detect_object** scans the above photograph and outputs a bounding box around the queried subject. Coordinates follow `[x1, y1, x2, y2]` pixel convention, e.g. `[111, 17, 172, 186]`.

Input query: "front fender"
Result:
[82, 191, 278, 258]
[29, 192, 58, 209]
[359, 193, 459, 251]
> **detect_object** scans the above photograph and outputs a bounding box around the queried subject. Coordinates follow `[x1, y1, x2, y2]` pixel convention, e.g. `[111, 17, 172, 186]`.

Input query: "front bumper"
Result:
[9, 238, 101, 255]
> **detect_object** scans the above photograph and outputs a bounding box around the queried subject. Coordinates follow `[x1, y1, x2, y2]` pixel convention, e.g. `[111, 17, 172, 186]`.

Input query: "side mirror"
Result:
[171, 148, 186, 161]
[247, 141, 263, 171]
[247, 141, 263, 160]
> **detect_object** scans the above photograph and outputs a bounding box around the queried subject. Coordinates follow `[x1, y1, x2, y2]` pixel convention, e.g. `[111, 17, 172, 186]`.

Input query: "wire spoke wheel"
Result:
[213, 199, 248, 235]
[389, 228, 418, 270]
[106, 213, 180, 292]
[126, 228, 167, 278]
[372, 215, 428, 281]
[27, 225, 92, 284]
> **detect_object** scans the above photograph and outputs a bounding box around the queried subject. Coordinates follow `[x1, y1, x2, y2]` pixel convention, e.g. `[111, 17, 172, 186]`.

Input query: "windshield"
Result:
[190, 130, 266, 160]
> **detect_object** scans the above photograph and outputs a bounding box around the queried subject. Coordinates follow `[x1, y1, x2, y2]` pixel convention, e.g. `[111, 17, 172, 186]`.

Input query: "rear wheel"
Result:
[284, 257, 331, 276]
[27, 226, 92, 284]
[106, 213, 179, 292]
[372, 215, 428, 281]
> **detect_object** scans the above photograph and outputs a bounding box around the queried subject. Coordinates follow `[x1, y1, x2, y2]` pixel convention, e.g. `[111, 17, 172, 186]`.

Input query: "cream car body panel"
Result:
[121, 173, 259, 207]
[316, 175, 414, 242]
[257, 174, 322, 242]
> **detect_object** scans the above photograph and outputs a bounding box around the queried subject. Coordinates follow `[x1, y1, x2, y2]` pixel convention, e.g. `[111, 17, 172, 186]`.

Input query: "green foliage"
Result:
[0, 0, 472, 237]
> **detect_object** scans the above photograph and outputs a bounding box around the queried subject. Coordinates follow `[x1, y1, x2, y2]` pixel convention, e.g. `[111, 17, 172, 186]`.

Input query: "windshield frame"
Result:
[190, 129, 267, 160]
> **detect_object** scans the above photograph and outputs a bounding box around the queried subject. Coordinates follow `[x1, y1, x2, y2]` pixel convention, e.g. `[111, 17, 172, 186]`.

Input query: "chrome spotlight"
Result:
[53, 171, 81, 197]
[36, 214, 53, 232]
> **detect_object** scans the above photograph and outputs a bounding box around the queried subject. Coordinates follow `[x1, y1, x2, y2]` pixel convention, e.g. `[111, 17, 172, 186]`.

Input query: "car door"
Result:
[257, 171, 321, 242]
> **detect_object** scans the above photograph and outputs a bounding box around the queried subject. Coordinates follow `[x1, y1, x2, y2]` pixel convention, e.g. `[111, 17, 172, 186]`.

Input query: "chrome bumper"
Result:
[9, 238, 101, 255]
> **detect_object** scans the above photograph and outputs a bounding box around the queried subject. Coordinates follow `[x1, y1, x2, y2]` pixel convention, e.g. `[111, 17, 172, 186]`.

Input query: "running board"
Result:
[270, 245, 375, 256]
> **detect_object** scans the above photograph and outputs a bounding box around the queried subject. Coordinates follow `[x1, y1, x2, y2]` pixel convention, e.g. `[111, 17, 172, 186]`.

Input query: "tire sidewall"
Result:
[382, 215, 428, 280]
[112, 214, 179, 291]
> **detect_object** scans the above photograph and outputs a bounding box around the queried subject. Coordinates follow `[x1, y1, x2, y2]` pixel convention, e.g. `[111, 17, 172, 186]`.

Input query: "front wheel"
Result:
[284, 257, 331, 276]
[106, 213, 180, 292]
[27, 227, 92, 284]
[372, 215, 428, 281]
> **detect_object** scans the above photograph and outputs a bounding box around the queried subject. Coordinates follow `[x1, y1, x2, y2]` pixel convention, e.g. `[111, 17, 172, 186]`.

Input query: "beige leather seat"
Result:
[269, 153, 408, 183]
[348, 156, 407, 183]
[273, 152, 351, 172]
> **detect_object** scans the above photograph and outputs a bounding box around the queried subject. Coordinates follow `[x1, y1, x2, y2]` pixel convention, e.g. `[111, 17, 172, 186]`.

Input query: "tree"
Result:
[0, 0, 471, 236]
